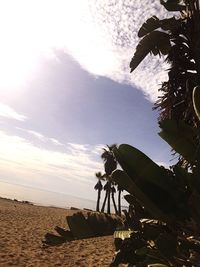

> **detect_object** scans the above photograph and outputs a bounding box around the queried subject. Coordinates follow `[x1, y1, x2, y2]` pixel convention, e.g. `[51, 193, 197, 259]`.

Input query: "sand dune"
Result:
[0, 198, 115, 266]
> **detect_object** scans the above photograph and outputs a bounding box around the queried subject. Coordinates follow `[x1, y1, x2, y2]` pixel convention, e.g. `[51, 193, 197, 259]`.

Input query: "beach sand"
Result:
[0, 198, 115, 267]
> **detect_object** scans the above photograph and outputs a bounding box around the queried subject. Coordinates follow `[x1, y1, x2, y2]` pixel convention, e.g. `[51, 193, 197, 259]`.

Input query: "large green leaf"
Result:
[138, 16, 160, 37]
[160, 17, 181, 31]
[112, 170, 172, 223]
[113, 144, 184, 215]
[173, 164, 191, 184]
[124, 194, 138, 205]
[66, 213, 94, 239]
[159, 119, 198, 163]
[130, 31, 171, 72]
[113, 144, 176, 195]
[138, 16, 179, 38]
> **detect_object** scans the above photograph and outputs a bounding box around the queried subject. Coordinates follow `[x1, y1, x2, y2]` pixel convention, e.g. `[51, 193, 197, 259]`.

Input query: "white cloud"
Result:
[0, 1, 173, 101]
[0, 103, 27, 121]
[49, 138, 63, 146]
[0, 130, 102, 193]
[16, 127, 64, 146]
[54, 0, 171, 102]
[68, 143, 89, 152]
[27, 130, 45, 141]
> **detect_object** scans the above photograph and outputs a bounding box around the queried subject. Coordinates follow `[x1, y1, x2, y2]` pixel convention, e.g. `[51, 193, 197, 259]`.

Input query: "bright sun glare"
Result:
[0, 0, 73, 90]
[0, 1, 41, 89]
[0, 0, 119, 93]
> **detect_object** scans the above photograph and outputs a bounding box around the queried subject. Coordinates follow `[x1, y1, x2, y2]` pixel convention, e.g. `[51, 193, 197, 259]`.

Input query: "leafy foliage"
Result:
[130, 31, 171, 72]
[159, 119, 199, 164]
[153, 1, 200, 128]
[112, 190, 200, 267]
[138, 16, 180, 38]
[43, 211, 124, 246]
[110, 110, 200, 264]
[130, 0, 200, 130]
[111, 217, 200, 266]
[112, 169, 171, 223]
[110, 1, 200, 263]
[160, 0, 186, 11]
[101, 144, 117, 175]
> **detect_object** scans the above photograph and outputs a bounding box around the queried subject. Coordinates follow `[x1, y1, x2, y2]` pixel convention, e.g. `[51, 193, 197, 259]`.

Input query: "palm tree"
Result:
[130, 0, 200, 128]
[101, 145, 117, 176]
[94, 172, 103, 212]
[100, 145, 117, 214]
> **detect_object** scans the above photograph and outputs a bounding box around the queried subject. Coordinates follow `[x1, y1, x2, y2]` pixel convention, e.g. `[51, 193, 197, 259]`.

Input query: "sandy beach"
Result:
[0, 198, 115, 267]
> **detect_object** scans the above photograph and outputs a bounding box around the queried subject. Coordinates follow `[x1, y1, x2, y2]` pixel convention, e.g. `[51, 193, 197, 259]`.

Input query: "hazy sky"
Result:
[0, 1, 176, 202]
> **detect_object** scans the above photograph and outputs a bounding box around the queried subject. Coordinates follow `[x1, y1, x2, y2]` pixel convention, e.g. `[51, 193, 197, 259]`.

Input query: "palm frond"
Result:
[138, 16, 160, 37]
[94, 180, 103, 191]
[138, 16, 179, 38]
[160, 0, 186, 11]
[95, 171, 103, 179]
[130, 31, 171, 72]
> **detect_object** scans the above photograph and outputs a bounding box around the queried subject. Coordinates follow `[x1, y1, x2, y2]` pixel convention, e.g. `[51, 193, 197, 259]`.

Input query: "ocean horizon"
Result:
[0, 180, 127, 212]
[0, 180, 97, 210]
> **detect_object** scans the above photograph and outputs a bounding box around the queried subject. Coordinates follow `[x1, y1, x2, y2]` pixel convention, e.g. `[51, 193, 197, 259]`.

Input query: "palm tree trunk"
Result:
[106, 181, 112, 214]
[107, 188, 111, 214]
[118, 189, 122, 216]
[96, 190, 101, 212]
[101, 191, 108, 212]
[111, 191, 118, 215]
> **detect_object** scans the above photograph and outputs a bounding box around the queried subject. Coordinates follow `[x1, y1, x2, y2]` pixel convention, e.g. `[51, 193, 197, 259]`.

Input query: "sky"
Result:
[0, 0, 177, 203]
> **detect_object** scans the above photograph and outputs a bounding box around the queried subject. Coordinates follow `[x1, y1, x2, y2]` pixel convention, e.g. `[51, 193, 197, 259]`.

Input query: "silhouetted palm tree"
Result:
[101, 145, 117, 176]
[94, 172, 103, 212]
[101, 145, 117, 214]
